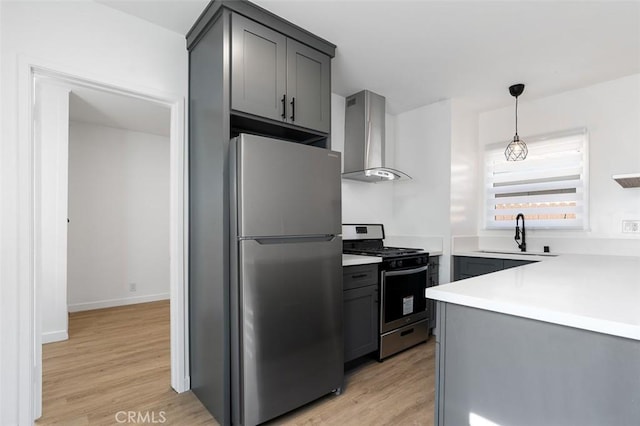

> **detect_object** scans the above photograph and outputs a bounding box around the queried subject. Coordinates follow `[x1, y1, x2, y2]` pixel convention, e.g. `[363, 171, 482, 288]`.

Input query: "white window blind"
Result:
[484, 129, 588, 230]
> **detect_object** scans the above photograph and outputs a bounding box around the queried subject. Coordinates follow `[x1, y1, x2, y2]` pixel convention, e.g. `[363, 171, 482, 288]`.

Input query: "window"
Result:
[484, 129, 588, 230]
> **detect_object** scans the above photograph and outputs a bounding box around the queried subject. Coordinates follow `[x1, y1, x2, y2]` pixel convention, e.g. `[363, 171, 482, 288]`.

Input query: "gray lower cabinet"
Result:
[343, 286, 378, 362]
[343, 264, 379, 362]
[434, 302, 640, 426]
[453, 256, 535, 281]
[427, 256, 440, 331]
[503, 258, 534, 269]
[231, 13, 331, 133]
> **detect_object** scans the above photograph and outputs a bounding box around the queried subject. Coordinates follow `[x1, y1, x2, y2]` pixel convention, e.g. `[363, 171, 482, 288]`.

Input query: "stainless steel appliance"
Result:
[343, 224, 430, 360]
[341, 90, 411, 182]
[230, 134, 343, 426]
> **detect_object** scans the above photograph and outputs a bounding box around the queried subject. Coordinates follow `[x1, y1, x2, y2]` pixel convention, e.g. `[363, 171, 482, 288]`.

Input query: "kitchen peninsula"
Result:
[426, 254, 640, 426]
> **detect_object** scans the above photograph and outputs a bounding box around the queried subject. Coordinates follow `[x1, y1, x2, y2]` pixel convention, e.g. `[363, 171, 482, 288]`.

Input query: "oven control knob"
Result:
[397, 260, 403, 268]
[416, 258, 422, 265]
[390, 260, 397, 268]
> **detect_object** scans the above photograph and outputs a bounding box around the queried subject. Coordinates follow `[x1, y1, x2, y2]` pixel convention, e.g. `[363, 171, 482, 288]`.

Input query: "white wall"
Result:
[0, 1, 4, 420]
[390, 101, 452, 236]
[450, 100, 479, 237]
[37, 81, 71, 344]
[0, 1, 187, 423]
[478, 74, 640, 241]
[67, 122, 170, 311]
[390, 100, 453, 282]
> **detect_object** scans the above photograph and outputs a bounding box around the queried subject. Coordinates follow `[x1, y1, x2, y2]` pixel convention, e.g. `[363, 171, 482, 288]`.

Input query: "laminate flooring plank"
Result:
[269, 342, 435, 426]
[37, 300, 435, 425]
[37, 301, 215, 426]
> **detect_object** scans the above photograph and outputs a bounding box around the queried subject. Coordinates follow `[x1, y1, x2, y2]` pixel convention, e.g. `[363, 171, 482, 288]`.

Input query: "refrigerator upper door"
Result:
[238, 237, 343, 426]
[234, 134, 341, 237]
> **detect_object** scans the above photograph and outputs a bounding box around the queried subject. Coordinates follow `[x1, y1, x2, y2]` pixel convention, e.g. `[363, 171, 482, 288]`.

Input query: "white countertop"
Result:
[342, 254, 382, 267]
[426, 254, 640, 341]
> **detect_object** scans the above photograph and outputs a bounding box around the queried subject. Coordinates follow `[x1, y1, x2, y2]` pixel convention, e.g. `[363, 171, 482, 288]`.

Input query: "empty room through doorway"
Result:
[36, 77, 177, 423]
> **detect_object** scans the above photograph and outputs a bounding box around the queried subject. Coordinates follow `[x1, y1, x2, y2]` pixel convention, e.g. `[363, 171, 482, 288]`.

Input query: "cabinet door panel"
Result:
[286, 39, 331, 133]
[455, 256, 503, 279]
[344, 286, 378, 362]
[232, 14, 287, 122]
[454, 256, 537, 282]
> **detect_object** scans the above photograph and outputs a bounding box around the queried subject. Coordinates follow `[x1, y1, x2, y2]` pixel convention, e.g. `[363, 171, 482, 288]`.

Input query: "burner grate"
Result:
[344, 246, 422, 258]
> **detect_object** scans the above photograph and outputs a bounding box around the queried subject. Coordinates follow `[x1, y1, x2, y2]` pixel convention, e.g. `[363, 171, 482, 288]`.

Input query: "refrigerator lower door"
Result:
[235, 236, 343, 426]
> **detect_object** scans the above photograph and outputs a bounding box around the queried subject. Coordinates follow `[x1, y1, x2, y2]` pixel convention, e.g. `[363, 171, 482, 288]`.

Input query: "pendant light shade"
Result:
[505, 83, 528, 161]
[505, 134, 528, 161]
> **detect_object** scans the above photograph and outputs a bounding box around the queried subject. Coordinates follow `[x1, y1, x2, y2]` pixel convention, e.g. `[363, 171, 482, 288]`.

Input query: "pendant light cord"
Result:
[515, 96, 519, 137]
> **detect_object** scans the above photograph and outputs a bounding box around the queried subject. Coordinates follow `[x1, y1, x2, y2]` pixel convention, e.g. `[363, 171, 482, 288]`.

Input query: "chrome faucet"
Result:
[515, 213, 526, 252]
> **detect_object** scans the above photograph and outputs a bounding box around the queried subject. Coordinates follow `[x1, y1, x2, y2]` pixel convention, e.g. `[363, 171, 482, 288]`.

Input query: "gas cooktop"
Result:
[342, 224, 428, 261]
[343, 246, 423, 258]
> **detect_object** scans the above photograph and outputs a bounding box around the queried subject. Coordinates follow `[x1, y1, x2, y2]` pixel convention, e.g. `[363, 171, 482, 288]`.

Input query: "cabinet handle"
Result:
[281, 94, 287, 119]
[351, 274, 367, 279]
[290, 97, 295, 121]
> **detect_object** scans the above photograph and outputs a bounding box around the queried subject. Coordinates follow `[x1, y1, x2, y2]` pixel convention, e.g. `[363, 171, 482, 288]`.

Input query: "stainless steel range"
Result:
[343, 224, 430, 360]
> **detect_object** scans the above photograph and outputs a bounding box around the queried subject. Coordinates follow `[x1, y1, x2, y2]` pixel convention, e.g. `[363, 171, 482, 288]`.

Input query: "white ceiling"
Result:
[69, 84, 171, 137]
[95, 0, 208, 35]
[97, 0, 640, 114]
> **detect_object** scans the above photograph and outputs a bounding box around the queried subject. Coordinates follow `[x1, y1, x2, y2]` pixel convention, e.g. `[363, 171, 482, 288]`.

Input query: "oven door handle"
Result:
[383, 264, 429, 277]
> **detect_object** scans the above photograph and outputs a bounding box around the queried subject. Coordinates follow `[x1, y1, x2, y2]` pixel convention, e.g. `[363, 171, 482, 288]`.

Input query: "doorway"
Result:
[30, 68, 188, 421]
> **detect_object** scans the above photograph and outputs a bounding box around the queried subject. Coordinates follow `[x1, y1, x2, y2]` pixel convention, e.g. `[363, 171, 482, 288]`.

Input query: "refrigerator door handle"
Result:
[247, 234, 337, 245]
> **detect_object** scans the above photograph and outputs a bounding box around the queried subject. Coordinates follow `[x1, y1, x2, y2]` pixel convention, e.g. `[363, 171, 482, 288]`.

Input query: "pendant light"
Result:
[504, 83, 528, 161]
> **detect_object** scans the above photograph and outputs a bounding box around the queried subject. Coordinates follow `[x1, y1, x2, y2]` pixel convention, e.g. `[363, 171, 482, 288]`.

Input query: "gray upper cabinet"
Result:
[231, 13, 331, 134]
[286, 39, 331, 133]
[231, 13, 287, 123]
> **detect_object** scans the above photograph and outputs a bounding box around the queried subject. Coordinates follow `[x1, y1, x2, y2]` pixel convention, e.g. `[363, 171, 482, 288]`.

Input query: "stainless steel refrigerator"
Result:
[230, 133, 343, 426]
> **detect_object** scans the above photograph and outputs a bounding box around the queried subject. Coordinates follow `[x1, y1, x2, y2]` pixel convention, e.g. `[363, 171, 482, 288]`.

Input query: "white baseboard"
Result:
[42, 330, 68, 344]
[67, 293, 170, 312]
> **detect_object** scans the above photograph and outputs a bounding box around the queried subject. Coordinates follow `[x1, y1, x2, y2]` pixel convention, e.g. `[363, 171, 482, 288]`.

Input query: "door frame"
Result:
[17, 56, 189, 422]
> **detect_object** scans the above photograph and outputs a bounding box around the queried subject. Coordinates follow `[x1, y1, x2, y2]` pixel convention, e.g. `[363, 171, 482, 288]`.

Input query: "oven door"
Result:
[380, 265, 429, 333]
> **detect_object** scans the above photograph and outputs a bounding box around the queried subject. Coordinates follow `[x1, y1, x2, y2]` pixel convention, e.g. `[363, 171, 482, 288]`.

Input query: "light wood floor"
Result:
[269, 339, 436, 426]
[38, 300, 435, 425]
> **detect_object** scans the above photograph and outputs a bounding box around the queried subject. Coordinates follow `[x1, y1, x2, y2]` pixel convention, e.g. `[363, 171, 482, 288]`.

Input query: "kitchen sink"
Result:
[478, 250, 558, 257]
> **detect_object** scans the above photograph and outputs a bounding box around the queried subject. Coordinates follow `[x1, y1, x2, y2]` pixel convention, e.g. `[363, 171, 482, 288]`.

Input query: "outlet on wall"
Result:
[622, 220, 640, 234]
[129, 282, 137, 292]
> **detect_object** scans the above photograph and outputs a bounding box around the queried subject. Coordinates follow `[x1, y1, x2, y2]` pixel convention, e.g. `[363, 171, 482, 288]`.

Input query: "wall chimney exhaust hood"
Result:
[342, 90, 410, 182]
